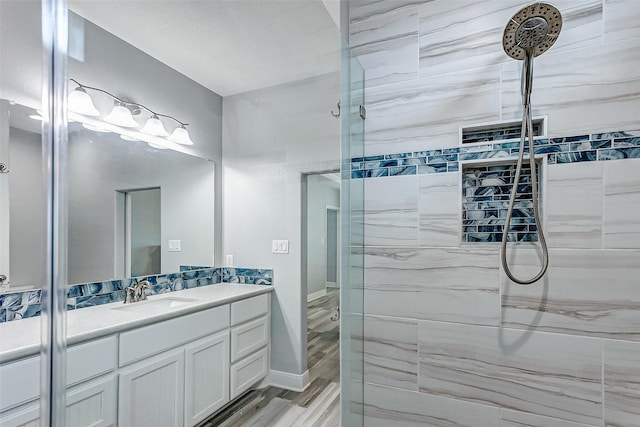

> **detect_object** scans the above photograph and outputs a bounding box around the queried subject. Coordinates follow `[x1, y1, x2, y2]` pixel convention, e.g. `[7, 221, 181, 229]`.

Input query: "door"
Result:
[118, 349, 185, 427]
[184, 331, 230, 426]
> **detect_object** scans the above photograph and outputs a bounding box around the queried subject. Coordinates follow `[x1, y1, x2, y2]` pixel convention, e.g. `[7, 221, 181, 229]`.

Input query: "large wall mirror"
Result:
[2, 101, 215, 286]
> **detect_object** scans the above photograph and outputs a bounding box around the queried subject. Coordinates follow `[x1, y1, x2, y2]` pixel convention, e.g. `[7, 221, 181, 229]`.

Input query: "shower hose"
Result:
[500, 98, 549, 285]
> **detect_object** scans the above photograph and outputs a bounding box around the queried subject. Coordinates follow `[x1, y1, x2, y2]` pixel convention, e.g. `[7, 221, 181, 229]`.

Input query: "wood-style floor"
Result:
[199, 288, 340, 427]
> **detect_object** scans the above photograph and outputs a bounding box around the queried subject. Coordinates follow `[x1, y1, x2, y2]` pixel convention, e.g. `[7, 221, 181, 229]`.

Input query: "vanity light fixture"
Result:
[68, 86, 100, 116]
[147, 141, 169, 150]
[140, 114, 169, 137]
[82, 123, 111, 133]
[68, 79, 195, 145]
[168, 125, 194, 146]
[104, 103, 139, 128]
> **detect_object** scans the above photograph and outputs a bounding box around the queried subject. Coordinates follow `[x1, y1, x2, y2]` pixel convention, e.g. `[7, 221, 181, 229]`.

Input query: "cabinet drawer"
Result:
[119, 304, 229, 366]
[230, 315, 268, 363]
[0, 356, 40, 412]
[230, 293, 268, 326]
[67, 336, 117, 387]
[230, 347, 268, 399]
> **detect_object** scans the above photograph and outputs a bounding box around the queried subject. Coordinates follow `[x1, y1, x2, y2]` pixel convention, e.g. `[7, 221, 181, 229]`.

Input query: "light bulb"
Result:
[68, 87, 100, 116]
[120, 134, 140, 141]
[168, 125, 194, 145]
[147, 141, 169, 150]
[140, 115, 169, 137]
[82, 123, 111, 133]
[104, 104, 139, 128]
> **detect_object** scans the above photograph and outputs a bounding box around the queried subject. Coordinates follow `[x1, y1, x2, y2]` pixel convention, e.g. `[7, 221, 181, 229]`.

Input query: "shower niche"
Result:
[462, 159, 545, 243]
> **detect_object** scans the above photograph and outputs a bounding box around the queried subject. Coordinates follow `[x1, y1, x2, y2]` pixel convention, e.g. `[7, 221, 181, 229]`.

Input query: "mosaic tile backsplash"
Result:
[0, 267, 272, 323]
[462, 163, 539, 243]
[351, 130, 640, 179]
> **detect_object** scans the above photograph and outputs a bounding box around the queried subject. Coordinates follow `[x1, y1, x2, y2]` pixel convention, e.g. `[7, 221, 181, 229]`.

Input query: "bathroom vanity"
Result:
[0, 284, 272, 427]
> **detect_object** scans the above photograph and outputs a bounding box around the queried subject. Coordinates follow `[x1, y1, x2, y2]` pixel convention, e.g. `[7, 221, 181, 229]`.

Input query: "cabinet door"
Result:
[66, 374, 116, 427]
[184, 330, 230, 426]
[0, 403, 40, 427]
[118, 348, 185, 427]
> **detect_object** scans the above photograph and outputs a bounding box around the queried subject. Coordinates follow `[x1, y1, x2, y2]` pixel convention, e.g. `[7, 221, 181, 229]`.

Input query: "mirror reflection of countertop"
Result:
[0, 284, 273, 364]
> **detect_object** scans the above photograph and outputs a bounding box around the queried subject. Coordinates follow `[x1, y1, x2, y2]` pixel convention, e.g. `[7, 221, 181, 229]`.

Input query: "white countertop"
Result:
[0, 284, 272, 364]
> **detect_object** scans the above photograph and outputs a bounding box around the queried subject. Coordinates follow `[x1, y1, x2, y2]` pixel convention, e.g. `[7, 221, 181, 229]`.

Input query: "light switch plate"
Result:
[168, 240, 181, 252]
[272, 240, 289, 254]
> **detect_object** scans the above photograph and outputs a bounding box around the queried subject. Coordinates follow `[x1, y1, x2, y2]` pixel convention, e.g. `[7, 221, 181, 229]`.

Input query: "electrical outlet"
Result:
[272, 240, 289, 254]
[168, 240, 181, 252]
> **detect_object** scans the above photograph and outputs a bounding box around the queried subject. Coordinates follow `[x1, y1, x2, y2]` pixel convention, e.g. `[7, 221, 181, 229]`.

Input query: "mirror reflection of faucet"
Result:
[123, 280, 150, 304]
[0, 274, 9, 290]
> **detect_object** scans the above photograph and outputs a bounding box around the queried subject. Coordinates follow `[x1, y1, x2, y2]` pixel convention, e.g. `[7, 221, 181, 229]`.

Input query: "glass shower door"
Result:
[340, 47, 365, 426]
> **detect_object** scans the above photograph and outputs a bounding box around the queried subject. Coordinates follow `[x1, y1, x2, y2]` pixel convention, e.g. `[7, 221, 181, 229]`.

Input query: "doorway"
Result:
[116, 187, 162, 278]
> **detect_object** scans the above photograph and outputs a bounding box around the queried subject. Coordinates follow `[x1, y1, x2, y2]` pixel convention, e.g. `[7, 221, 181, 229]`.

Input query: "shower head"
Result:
[503, 2, 562, 60]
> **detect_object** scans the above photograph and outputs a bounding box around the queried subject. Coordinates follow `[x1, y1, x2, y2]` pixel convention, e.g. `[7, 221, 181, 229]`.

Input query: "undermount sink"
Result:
[113, 296, 198, 314]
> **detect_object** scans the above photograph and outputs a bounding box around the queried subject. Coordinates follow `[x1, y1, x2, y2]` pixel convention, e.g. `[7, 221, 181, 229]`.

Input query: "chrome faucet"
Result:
[123, 280, 150, 304]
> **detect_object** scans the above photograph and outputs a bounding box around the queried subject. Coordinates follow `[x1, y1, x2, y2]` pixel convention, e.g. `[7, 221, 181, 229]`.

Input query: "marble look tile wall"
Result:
[603, 158, 640, 248]
[418, 321, 602, 425]
[501, 249, 640, 340]
[364, 314, 417, 390]
[364, 246, 500, 326]
[364, 382, 500, 427]
[604, 339, 640, 426]
[352, 0, 640, 424]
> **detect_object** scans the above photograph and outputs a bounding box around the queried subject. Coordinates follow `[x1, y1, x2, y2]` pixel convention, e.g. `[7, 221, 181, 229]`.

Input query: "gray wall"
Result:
[223, 72, 340, 382]
[7, 128, 45, 287]
[0, 2, 224, 286]
[306, 174, 340, 299]
[350, 0, 640, 425]
[67, 131, 215, 284]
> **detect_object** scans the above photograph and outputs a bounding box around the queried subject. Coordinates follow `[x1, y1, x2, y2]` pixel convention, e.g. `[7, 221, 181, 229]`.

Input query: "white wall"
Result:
[222, 72, 340, 380]
[306, 174, 340, 299]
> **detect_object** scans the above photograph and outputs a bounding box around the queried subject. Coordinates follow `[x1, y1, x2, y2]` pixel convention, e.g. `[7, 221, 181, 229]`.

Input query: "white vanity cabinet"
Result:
[0, 335, 118, 427]
[0, 290, 272, 427]
[229, 293, 270, 399]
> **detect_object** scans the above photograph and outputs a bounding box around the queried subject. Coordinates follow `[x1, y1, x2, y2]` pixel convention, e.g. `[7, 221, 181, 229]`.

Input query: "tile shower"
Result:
[350, 0, 640, 425]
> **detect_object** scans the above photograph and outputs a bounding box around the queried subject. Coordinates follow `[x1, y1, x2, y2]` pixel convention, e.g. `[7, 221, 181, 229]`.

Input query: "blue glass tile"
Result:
[364, 159, 397, 168]
[362, 155, 384, 162]
[413, 149, 443, 157]
[351, 163, 361, 170]
[351, 157, 365, 163]
[67, 284, 83, 298]
[555, 150, 597, 163]
[351, 170, 365, 179]
[418, 163, 448, 174]
[428, 154, 458, 163]
[613, 137, 640, 148]
[389, 166, 416, 176]
[447, 162, 460, 172]
[400, 157, 427, 166]
[0, 309, 6, 322]
[458, 144, 492, 153]
[587, 139, 611, 149]
[442, 147, 461, 155]
[363, 168, 389, 178]
[385, 152, 413, 159]
[76, 294, 118, 309]
[552, 135, 589, 143]
[548, 154, 557, 164]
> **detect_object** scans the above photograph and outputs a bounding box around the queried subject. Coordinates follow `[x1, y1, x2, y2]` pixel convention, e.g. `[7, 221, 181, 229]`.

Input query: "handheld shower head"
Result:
[503, 2, 562, 60]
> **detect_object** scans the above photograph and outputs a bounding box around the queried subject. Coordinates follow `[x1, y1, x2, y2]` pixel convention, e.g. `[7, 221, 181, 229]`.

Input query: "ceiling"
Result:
[68, 1, 342, 97]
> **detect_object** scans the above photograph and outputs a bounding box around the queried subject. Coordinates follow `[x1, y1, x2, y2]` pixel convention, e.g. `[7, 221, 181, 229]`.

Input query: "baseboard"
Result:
[267, 369, 310, 392]
[307, 289, 327, 302]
